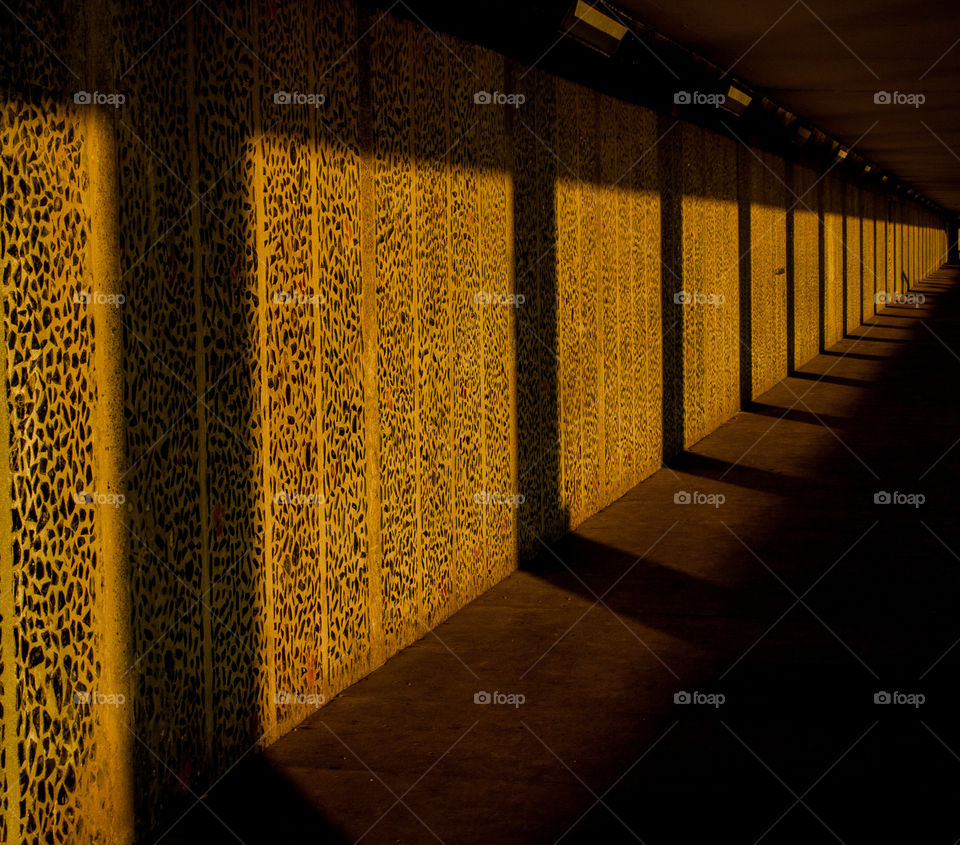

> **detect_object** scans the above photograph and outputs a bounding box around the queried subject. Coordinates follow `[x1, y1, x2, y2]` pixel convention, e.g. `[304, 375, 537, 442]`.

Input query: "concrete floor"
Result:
[162, 267, 960, 844]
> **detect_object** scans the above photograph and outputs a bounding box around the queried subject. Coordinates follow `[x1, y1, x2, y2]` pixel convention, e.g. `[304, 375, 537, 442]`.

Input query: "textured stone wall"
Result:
[861, 190, 877, 319]
[791, 164, 822, 366]
[822, 176, 846, 348]
[844, 182, 862, 332]
[746, 150, 788, 397]
[672, 123, 741, 447]
[0, 0, 950, 841]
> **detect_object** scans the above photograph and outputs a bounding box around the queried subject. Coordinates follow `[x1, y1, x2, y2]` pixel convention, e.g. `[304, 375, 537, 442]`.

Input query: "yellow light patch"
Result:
[574, 1, 629, 40]
[725, 85, 752, 107]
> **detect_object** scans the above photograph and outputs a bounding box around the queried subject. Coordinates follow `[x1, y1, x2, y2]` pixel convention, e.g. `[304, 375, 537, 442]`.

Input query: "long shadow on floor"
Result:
[163, 270, 960, 843]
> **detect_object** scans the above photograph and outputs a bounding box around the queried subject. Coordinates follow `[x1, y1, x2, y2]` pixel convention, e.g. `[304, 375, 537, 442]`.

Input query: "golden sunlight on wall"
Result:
[861, 190, 877, 319]
[822, 176, 846, 348]
[678, 125, 740, 446]
[844, 183, 863, 332]
[790, 164, 821, 366]
[747, 151, 788, 397]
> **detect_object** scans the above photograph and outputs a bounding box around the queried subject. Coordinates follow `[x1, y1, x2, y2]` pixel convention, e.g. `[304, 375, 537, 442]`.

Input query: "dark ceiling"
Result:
[614, 0, 960, 211]
[386, 0, 960, 213]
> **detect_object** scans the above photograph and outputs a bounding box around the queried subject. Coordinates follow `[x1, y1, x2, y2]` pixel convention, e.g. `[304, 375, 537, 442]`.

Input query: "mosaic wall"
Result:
[844, 183, 862, 332]
[878, 199, 891, 304]
[746, 150, 788, 397]
[790, 164, 821, 366]
[0, 0, 950, 841]
[552, 80, 664, 526]
[677, 124, 741, 447]
[861, 190, 877, 319]
[887, 202, 899, 299]
[822, 175, 846, 349]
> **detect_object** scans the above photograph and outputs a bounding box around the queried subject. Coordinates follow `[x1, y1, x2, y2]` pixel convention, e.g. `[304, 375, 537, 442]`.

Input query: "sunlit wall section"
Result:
[891, 203, 901, 296]
[901, 207, 908, 291]
[371, 14, 420, 656]
[822, 176, 845, 348]
[916, 212, 922, 283]
[555, 79, 587, 527]
[552, 82, 665, 528]
[308, 0, 368, 711]
[261, 0, 342, 742]
[844, 182, 862, 332]
[370, 17, 516, 652]
[598, 95, 627, 507]
[588, 94, 665, 507]
[576, 88, 603, 523]
[679, 125, 740, 447]
[475, 48, 516, 596]
[935, 213, 941, 269]
[861, 190, 877, 319]
[412, 27, 457, 641]
[912, 211, 917, 286]
[619, 102, 663, 492]
[908, 207, 915, 290]
[748, 151, 788, 396]
[900, 205, 908, 293]
[0, 2, 107, 839]
[791, 165, 821, 366]
[877, 199, 889, 304]
[909, 209, 916, 288]
[450, 46, 495, 596]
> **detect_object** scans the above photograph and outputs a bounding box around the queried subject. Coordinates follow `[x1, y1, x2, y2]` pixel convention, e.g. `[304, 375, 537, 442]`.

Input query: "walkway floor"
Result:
[165, 266, 960, 844]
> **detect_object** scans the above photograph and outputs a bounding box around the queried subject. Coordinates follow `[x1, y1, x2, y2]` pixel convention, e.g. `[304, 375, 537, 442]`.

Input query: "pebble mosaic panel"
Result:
[844, 183, 862, 333]
[791, 165, 821, 367]
[822, 176, 846, 349]
[678, 124, 740, 447]
[861, 190, 877, 319]
[748, 151, 788, 397]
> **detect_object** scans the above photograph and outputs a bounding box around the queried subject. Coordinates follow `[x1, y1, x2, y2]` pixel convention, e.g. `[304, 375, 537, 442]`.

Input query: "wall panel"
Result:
[680, 126, 740, 447]
[822, 176, 845, 348]
[791, 165, 820, 366]
[748, 151, 787, 396]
